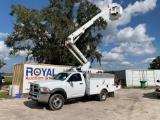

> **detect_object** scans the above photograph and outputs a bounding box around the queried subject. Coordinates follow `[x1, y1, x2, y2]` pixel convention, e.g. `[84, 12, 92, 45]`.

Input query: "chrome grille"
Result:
[30, 83, 39, 93]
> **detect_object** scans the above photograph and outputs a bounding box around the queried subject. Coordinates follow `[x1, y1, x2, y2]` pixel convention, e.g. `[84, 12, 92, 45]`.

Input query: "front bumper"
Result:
[29, 92, 50, 103]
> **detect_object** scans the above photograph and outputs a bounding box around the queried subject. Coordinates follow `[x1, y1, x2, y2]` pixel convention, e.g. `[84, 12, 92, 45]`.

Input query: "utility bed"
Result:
[85, 73, 116, 95]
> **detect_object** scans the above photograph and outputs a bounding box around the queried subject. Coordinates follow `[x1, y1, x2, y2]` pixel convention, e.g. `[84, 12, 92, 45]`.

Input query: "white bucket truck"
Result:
[29, 72, 119, 110]
[29, 4, 123, 110]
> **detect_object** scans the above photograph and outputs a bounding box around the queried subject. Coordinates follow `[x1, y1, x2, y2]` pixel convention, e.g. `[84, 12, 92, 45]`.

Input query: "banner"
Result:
[22, 64, 72, 93]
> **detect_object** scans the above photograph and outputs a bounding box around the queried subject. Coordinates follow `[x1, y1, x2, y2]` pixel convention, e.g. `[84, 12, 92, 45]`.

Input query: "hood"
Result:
[33, 79, 63, 87]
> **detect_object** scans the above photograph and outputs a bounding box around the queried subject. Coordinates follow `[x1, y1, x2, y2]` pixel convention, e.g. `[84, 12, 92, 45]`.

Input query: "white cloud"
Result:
[142, 57, 155, 64]
[3, 57, 10, 60]
[0, 33, 11, 61]
[100, 60, 150, 71]
[114, 0, 157, 26]
[111, 42, 156, 56]
[89, 0, 112, 8]
[17, 50, 28, 57]
[91, 0, 157, 28]
[102, 4, 156, 56]
[0, 40, 30, 61]
[0, 32, 9, 38]
[110, 24, 155, 44]
[0, 41, 10, 60]
[16, 50, 33, 60]
[0, 64, 13, 73]
[121, 61, 133, 66]
[102, 51, 125, 62]
[14, 40, 35, 59]
[126, 0, 156, 14]
[14, 39, 35, 49]
[90, 0, 157, 49]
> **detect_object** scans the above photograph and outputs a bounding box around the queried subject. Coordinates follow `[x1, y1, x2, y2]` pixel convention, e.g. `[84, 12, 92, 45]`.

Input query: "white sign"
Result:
[22, 64, 72, 93]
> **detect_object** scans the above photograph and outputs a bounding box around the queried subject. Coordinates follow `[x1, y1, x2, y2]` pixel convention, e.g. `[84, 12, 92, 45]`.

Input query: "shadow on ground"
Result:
[23, 100, 50, 110]
[65, 97, 95, 105]
[143, 92, 160, 100]
[23, 97, 96, 110]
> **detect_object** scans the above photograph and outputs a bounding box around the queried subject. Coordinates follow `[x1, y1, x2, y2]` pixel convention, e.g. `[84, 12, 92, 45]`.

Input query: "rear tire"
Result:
[98, 89, 108, 101]
[49, 94, 64, 111]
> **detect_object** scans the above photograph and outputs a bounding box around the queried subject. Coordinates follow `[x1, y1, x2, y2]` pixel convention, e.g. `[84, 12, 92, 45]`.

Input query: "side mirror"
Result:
[156, 80, 160, 82]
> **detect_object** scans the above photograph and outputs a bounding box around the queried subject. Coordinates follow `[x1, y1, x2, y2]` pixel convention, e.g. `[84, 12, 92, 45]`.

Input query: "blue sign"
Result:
[26, 67, 55, 76]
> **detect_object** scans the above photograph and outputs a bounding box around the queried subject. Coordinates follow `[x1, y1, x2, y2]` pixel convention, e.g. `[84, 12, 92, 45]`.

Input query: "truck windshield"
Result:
[53, 73, 70, 81]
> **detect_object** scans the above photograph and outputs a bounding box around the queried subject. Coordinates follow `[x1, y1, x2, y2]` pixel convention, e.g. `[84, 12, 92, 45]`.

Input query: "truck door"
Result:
[66, 73, 85, 98]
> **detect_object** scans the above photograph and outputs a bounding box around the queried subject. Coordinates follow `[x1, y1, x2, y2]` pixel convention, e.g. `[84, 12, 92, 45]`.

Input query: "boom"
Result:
[65, 4, 123, 71]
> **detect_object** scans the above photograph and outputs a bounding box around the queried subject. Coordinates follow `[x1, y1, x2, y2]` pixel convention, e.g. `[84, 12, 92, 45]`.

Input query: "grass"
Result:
[0, 76, 13, 99]
[4, 76, 12, 85]
[0, 76, 28, 99]
[126, 86, 156, 90]
[0, 91, 13, 100]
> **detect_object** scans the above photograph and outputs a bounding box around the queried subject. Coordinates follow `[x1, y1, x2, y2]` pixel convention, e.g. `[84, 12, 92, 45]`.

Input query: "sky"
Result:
[0, 0, 160, 73]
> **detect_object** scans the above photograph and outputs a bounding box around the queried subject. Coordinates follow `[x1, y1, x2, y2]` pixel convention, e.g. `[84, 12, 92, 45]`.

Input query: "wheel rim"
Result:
[101, 92, 106, 100]
[53, 97, 62, 108]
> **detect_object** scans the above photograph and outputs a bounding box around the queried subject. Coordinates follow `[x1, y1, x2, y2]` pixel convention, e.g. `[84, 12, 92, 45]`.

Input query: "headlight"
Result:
[40, 87, 51, 93]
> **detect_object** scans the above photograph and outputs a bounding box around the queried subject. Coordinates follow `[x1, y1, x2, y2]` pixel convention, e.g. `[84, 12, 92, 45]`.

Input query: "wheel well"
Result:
[102, 89, 108, 93]
[49, 91, 67, 101]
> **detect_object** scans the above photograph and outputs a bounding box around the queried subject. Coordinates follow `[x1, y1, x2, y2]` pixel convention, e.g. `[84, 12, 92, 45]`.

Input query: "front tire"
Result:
[49, 94, 64, 111]
[98, 89, 108, 101]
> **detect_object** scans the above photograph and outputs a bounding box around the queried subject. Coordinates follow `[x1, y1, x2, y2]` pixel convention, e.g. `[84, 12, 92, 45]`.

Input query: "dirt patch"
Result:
[0, 89, 160, 120]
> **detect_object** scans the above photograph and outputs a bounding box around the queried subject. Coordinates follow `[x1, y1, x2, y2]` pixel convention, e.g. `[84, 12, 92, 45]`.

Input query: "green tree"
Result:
[5, 0, 107, 67]
[76, 1, 107, 65]
[0, 60, 6, 69]
[149, 56, 160, 69]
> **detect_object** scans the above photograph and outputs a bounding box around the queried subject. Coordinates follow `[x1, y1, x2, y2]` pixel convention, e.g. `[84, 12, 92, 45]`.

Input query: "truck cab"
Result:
[29, 72, 87, 109]
[29, 72, 86, 99]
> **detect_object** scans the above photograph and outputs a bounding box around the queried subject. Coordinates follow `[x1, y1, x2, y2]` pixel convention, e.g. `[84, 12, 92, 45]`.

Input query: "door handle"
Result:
[80, 83, 83, 85]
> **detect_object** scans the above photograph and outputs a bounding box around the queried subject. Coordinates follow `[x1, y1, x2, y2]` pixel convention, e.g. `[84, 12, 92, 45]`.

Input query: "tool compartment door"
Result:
[85, 73, 114, 95]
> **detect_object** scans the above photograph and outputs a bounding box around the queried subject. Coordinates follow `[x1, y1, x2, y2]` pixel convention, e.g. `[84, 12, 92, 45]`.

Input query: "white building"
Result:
[113, 70, 160, 87]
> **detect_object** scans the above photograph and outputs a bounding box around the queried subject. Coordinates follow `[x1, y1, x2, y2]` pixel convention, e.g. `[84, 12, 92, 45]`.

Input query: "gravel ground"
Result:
[0, 89, 160, 120]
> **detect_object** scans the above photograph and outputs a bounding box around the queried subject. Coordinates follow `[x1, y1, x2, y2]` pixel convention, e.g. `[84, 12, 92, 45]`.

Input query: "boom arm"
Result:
[65, 4, 123, 71]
